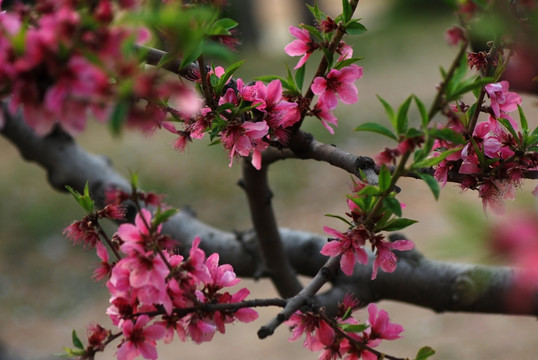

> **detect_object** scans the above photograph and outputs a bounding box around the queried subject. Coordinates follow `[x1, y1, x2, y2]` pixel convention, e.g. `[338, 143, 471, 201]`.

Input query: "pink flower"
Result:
[312, 99, 338, 134]
[284, 26, 318, 69]
[445, 26, 466, 46]
[286, 312, 335, 351]
[371, 239, 414, 280]
[320, 226, 369, 276]
[367, 303, 403, 342]
[311, 65, 363, 109]
[92, 242, 111, 281]
[485, 81, 522, 120]
[220, 120, 269, 170]
[118, 209, 156, 255]
[117, 315, 165, 360]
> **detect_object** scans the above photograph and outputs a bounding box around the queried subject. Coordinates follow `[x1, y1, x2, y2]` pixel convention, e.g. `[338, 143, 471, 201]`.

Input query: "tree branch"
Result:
[240, 161, 303, 298]
[2, 105, 537, 319]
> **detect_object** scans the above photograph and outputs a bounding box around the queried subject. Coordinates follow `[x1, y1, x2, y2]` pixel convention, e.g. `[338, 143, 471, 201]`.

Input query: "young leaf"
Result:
[382, 197, 402, 217]
[396, 95, 412, 135]
[517, 104, 528, 130]
[334, 56, 364, 70]
[295, 63, 305, 92]
[376, 95, 397, 130]
[378, 166, 392, 193]
[109, 100, 129, 136]
[306, 3, 327, 22]
[417, 172, 440, 200]
[413, 95, 429, 128]
[498, 118, 521, 146]
[380, 218, 418, 232]
[339, 323, 369, 333]
[324, 213, 353, 227]
[355, 122, 398, 141]
[72, 329, 84, 350]
[65, 183, 95, 214]
[415, 346, 436, 360]
[345, 21, 367, 35]
[413, 147, 462, 169]
[214, 60, 245, 96]
[342, 0, 352, 22]
[153, 208, 179, 227]
[429, 128, 466, 145]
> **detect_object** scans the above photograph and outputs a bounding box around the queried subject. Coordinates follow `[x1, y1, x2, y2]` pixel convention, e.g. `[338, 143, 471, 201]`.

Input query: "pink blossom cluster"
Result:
[163, 70, 304, 169]
[284, 24, 363, 134]
[0, 0, 200, 135]
[320, 180, 414, 279]
[65, 198, 257, 359]
[433, 81, 537, 215]
[287, 295, 404, 360]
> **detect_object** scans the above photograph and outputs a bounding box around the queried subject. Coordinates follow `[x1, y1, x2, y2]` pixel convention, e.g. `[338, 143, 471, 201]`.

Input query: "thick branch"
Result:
[2, 106, 537, 318]
[241, 162, 303, 298]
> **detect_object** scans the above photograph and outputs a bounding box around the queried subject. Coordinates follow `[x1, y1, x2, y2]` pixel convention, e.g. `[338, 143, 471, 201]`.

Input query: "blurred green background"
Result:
[0, 1, 537, 359]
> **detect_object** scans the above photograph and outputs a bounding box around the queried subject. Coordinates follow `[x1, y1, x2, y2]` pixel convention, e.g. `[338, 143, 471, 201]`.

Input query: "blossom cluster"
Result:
[0, 0, 200, 135]
[287, 295, 404, 360]
[433, 80, 537, 215]
[321, 179, 414, 279]
[64, 193, 257, 360]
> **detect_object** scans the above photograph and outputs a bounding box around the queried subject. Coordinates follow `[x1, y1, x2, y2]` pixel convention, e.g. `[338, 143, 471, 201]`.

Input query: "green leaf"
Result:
[72, 329, 84, 350]
[498, 118, 520, 146]
[378, 166, 391, 193]
[413, 95, 429, 128]
[356, 185, 381, 196]
[429, 128, 466, 145]
[109, 100, 129, 135]
[376, 95, 397, 130]
[156, 51, 178, 68]
[129, 171, 139, 190]
[448, 77, 494, 101]
[211, 18, 238, 32]
[62, 347, 87, 357]
[179, 41, 203, 70]
[306, 3, 327, 22]
[413, 147, 462, 168]
[153, 208, 179, 227]
[65, 182, 95, 214]
[396, 96, 412, 135]
[300, 23, 324, 43]
[382, 197, 402, 217]
[339, 323, 369, 333]
[342, 0, 352, 21]
[324, 213, 353, 227]
[380, 217, 418, 232]
[334, 56, 364, 70]
[295, 63, 305, 92]
[345, 21, 367, 35]
[417, 172, 440, 200]
[355, 122, 398, 141]
[214, 60, 245, 96]
[518, 104, 528, 130]
[415, 346, 436, 360]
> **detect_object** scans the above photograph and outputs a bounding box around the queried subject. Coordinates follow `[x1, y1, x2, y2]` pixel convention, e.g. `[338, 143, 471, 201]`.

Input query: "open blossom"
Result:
[320, 226, 369, 276]
[366, 303, 404, 342]
[117, 315, 165, 360]
[220, 120, 269, 170]
[485, 81, 522, 120]
[284, 25, 318, 69]
[286, 312, 335, 351]
[311, 65, 363, 109]
[371, 239, 414, 280]
[312, 98, 338, 134]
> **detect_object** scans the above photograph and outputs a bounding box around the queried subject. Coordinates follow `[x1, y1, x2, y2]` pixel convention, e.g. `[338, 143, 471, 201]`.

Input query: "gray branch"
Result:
[2, 104, 537, 317]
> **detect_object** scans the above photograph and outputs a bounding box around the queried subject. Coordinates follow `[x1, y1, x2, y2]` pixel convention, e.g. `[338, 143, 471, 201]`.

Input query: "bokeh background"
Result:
[0, 0, 537, 359]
